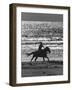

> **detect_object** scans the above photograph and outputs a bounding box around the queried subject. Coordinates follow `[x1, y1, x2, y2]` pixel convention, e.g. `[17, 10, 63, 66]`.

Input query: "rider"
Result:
[38, 42, 44, 51]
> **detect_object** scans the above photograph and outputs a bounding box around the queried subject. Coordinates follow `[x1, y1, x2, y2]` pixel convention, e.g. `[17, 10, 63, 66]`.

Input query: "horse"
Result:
[26, 46, 51, 62]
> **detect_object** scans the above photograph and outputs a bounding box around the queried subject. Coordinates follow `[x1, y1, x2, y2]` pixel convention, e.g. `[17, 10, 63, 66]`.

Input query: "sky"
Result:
[21, 12, 63, 22]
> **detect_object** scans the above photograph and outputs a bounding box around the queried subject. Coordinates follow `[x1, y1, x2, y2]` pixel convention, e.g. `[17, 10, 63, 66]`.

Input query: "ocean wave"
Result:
[21, 44, 63, 50]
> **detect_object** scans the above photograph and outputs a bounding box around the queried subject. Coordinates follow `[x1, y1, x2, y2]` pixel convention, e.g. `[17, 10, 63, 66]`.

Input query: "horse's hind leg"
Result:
[43, 57, 45, 62]
[31, 55, 34, 62]
[34, 57, 38, 62]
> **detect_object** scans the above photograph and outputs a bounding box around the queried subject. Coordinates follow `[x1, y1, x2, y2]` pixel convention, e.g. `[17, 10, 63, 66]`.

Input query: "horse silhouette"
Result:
[26, 46, 51, 62]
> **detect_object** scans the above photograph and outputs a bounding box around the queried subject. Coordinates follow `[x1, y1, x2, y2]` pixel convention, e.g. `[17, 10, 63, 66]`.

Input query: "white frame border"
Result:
[16, 7, 68, 83]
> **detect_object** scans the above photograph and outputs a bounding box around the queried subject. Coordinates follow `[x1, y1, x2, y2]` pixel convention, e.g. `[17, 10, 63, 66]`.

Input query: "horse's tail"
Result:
[26, 52, 33, 56]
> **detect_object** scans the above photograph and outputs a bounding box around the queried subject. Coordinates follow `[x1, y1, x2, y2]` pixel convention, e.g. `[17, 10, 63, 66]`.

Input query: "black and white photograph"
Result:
[21, 13, 63, 77]
[9, 3, 70, 86]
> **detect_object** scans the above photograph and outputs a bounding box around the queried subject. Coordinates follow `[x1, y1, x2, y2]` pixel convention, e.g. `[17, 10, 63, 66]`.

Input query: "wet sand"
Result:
[21, 61, 63, 77]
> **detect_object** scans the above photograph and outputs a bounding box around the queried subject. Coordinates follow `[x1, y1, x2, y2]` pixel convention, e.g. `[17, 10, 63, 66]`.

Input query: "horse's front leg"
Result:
[46, 56, 49, 62]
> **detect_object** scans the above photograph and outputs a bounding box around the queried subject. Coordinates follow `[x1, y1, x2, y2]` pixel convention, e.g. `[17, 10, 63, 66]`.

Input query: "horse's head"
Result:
[45, 47, 51, 53]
